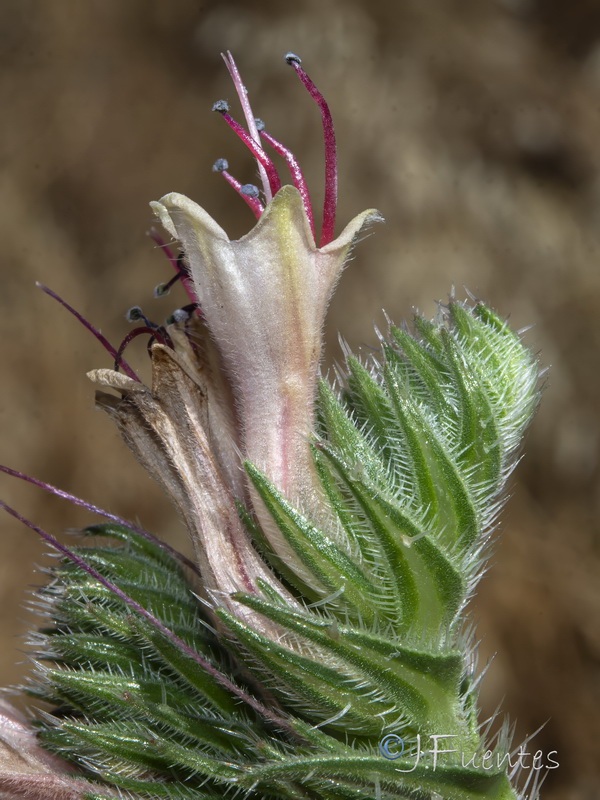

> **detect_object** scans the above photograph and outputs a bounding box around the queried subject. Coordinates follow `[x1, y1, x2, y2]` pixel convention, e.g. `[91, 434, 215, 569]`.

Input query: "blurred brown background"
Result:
[0, 1, 598, 798]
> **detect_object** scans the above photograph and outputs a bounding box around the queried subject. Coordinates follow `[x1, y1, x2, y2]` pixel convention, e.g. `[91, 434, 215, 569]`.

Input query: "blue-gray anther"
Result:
[154, 283, 169, 298]
[240, 184, 260, 198]
[211, 99, 230, 113]
[126, 306, 144, 322]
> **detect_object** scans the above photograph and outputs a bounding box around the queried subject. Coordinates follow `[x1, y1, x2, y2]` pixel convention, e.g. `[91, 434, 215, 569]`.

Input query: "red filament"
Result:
[213, 159, 264, 218]
[213, 103, 282, 197]
[258, 125, 316, 241]
[286, 53, 338, 246]
[114, 324, 173, 373]
[214, 53, 339, 248]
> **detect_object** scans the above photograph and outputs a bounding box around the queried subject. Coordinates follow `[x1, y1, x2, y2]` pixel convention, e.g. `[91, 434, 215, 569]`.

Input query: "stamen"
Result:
[221, 51, 272, 203]
[114, 326, 156, 371]
[147, 227, 196, 305]
[154, 270, 184, 298]
[212, 100, 282, 198]
[115, 322, 173, 372]
[0, 500, 298, 734]
[285, 52, 338, 246]
[126, 305, 158, 327]
[256, 118, 316, 240]
[166, 303, 201, 326]
[0, 465, 201, 576]
[37, 283, 140, 383]
[212, 158, 264, 218]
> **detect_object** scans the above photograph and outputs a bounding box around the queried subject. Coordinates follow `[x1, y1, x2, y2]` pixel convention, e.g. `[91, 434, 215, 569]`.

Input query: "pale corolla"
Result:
[89, 52, 380, 618]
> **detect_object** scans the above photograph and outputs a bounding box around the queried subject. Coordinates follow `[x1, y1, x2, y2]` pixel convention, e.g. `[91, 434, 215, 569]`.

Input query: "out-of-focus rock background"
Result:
[0, 1, 598, 797]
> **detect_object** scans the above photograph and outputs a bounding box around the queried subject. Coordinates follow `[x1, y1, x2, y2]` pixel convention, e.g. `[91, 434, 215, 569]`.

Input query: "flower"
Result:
[151, 188, 378, 556]
[88, 53, 380, 623]
[0, 50, 541, 800]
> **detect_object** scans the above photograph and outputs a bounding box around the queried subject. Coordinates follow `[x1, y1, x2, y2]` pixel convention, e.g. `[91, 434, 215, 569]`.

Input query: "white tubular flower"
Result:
[151, 186, 379, 562]
[89, 51, 380, 614]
